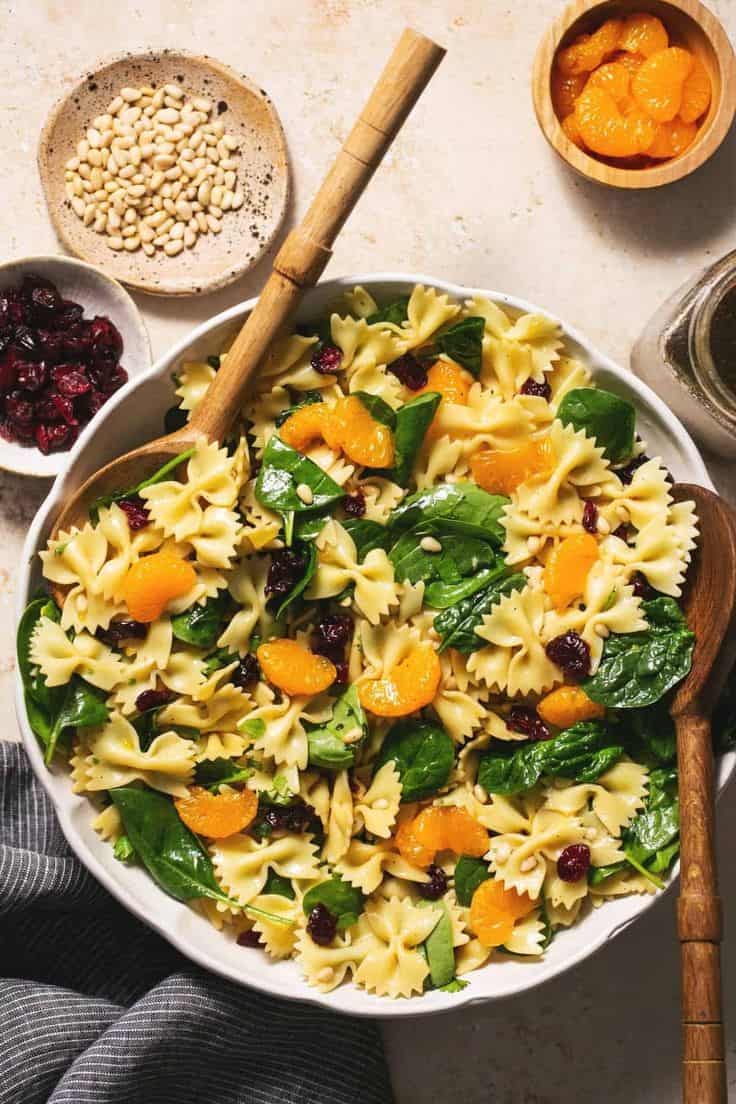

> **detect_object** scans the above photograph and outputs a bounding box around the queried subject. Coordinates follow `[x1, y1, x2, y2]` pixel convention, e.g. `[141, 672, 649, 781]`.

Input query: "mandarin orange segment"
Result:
[680, 54, 712, 123]
[469, 878, 536, 948]
[395, 812, 436, 868]
[543, 532, 599, 611]
[358, 643, 441, 717]
[439, 808, 490, 858]
[120, 550, 197, 623]
[612, 50, 646, 75]
[279, 403, 331, 452]
[175, 785, 258, 839]
[618, 12, 668, 58]
[257, 638, 337, 696]
[415, 359, 473, 438]
[551, 67, 587, 118]
[586, 60, 633, 107]
[396, 807, 489, 868]
[537, 684, 606, 728]
[469, 437, 554, 496]
[575, 86, 656, 157]
[332, 395, 395, 468]
[631, 46, 694, 122]
[561, 113, 585, 148]
[557, 18, 623, 75]
[647, 117, 698, 159]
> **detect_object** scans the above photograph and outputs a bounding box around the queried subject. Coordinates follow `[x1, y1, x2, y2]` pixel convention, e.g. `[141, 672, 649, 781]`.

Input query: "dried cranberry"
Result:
[617, 454, 649, 485]
[5, 394, 35, 426]
[53, 365, 91, 397]
[35, 423, 74, 454]
[37, 393, 77, 426]
[612, 523, 630, 542]
[545, 631, 591, 681]
[262, 800, 319, 835]
[508, 705, 551, 741]
[98, 619, 147, 646]
[135, 688, 174, 713]
[417, 863, 448, 900]
[520, 376, 552, 400]
[88, 315, 123, 362]
[631, 571, 655, 600]
[36, 329, 68, 363]
[313, 613, 353, 649]
[332, 660, 349, 685]
[232, 653, 260, 690]
[117, 496, 150, 530]
[388, 352, 428, 390]
[1, 288, 26, 327]
[306, 903, 338, 946]
[582, 500, 599, 534]
[557, 843, 591, 882]
[85, 388, 108, 417]
[12, 325, 42, 358]
[237, 929, 262, 947]
[0, 352, 18, 392]
[16, 361, 48, 392]
[56, 300, 84, 329]
[343, 488, 366, 518]
[28, 284, 63, 323]
[266, 547, 307, 599]
[310, 343, 342, 375]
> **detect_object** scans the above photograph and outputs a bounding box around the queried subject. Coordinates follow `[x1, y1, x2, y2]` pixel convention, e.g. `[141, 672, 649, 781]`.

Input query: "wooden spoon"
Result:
[48, 28, 445, 569]
[670, 483, 736, 1104]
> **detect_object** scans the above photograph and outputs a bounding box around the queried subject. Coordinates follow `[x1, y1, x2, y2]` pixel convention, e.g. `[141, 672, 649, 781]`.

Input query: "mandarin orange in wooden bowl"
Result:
[532, 0, 736, 189]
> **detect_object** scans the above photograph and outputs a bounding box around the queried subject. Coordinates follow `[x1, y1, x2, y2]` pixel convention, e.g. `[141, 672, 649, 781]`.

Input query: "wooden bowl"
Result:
[38, 50, 290, 295]
[532, 0, 736, 189]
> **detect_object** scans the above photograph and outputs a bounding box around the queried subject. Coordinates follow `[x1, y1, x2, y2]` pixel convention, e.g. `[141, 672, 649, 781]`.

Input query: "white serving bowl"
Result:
[15, 274, 733, 1018]
[0, 255, 151, 477]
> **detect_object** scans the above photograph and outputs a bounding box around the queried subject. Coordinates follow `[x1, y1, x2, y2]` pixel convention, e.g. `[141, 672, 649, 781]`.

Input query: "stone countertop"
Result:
[1, 1, 734, 1100]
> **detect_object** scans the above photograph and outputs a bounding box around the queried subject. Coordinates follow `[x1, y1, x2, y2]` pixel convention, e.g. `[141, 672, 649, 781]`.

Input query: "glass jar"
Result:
[631, 250, 736, 457]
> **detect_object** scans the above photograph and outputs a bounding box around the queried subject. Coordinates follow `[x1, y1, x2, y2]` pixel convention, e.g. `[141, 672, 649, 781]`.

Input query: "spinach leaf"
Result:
[588, 861, 627, 887]
[366, 297, 410, 327]
[307, 685, 367, 770]
[426, 317, 484, 377]
[302, 876, 365, 930]
[171, 591, 230, 648]
[374, 719, 454, 802]
[341, 518, 392, 558]
[388, 482, 508, 545]
[132, 703, 165, 753]
[273, 541, 317, 619]
[202, 647, 239, 677]
[297, 317, 332, 346]
[557, 387, 636, 464]
[17, 595, 63, 746]
[194, 757, 254, 791]
[263, 870, 296, 900]
[584, 598, 695, 709]
[622, 766, 679, 886]
[389, 529, 503, 609]
[354, 390, 397, 431]
[113, 835, 135, 863]
[89, 448, 195, 522]
[439, 978, 469, 993]
[433, 571, 526, 654]
[477, 722, 623, 796]
[626, 701, 677, 764]
[255, 435, 345, 545]
[44, 677, 110, 765]
[293, 514, 328, 543]
[385, 392, 441, 487]
[110, 786, 236, 906]
[419, 900, 455, 988]
[454, 855, 492, 907]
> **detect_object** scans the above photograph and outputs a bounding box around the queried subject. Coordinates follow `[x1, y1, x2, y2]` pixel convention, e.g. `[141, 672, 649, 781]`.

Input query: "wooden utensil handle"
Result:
[675, 711, 726, 1104]
[189, 28, 445, 441]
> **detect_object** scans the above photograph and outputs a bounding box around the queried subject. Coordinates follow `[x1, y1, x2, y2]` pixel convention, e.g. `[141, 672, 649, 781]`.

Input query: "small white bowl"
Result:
[15, 274, 733, 1018]
[0, 254, 151, 478]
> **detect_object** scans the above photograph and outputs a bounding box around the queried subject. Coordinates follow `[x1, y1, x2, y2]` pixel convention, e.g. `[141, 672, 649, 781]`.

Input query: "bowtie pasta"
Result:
[23, 283, 706, 1000]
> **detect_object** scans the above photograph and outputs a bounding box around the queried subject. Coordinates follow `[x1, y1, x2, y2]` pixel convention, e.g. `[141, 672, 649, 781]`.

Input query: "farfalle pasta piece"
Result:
[353, 762, 401, 838]
[243, 685, 333, 771]
[434, 656, 487, 743]
[243, 384, 289, 459]
[175, 359, 216, 413]
[432, 387, 544, 450]
[194, 731, 250, 762]
[330, 314, 403, 376]
[324, 770, 355, 864]
[248, 893, 301, 959]
[306, 520, 399, 625]
[218, 554, 276, 655]
[487, 808, 584, 899]
[238, 482, 281, 552]
[515, 421, 615, 525]
[258, 332, 326, 391]
[333, 285, 379, 319]
[30, 616, 124, 691]
[469, 586, 559, 696]
[294, 924, 367, 992]
[544, 760, 649, 837]
[600, 508, 695, 597]
[212, 833, 321, 906]
[158, 680, 250, 734]
[78, 712, 196, 796]
[187, 506, 241, 569]
[361, 477, 406, 523]
[353, 896, 439, 999]
[599, 458, 671, 532]
[503, 910, 546, 956]
[413, 433, 468, 489]
[141, 437, 245, 541]
[347, 361, 405, 409]
[92, 803, 123, 842]
[336, 840, 428, 895]
[502, 499, 583, 566]
[546, 355, 592, 412]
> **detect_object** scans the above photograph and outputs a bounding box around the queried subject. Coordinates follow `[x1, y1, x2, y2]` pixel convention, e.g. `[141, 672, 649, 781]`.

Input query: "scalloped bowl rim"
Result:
[14, 272, 733, 1018]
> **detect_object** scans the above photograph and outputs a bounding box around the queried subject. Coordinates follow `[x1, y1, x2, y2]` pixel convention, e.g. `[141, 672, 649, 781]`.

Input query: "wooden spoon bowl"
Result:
[532, 0, 736, 189]
[38, 50, 290, 296]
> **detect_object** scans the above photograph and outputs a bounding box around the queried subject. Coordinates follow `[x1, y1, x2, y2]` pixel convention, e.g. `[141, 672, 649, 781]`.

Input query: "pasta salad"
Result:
[20, 283, 701, 999]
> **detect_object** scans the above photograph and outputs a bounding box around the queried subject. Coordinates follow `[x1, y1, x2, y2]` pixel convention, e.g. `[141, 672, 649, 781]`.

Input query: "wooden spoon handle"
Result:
[188, 28, 445, 441]
[676, 711, 726, 1103]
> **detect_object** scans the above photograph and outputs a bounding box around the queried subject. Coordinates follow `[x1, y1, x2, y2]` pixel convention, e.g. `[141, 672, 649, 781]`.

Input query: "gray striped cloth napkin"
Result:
[0, 743, 392, 1104]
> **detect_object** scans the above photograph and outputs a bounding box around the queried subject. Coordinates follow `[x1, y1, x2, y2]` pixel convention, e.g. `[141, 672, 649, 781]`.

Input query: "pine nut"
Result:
[107, 235, 124, 250]
[519, 856, 537, 873]
[184, 227, 197, 247]
[420, 536, 443, 553]
[296, 483, 314, 505]
[164, 239, 184, 256]
[494, 842, 511, 864]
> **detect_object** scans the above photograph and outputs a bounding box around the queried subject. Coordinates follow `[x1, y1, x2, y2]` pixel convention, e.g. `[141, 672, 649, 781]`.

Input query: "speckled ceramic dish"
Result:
[0, 254, 150, 478]
[16, 273, 733, 1017]
[38, 51, 290, 296]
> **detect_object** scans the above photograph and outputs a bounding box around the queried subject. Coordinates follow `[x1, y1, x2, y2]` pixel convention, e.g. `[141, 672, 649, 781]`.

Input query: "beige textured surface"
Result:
[0, 2, 734, 1101]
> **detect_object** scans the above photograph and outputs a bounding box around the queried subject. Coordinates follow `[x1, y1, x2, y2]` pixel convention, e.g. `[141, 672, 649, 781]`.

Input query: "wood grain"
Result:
[531, 0, 736, 190]
[670, 484, 736, 1104]
[47, 28, 445, 561]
